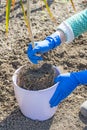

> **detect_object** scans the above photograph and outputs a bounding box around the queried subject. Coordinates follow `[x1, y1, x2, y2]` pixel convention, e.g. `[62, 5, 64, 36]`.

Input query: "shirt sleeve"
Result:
[57, 9, 87, 43]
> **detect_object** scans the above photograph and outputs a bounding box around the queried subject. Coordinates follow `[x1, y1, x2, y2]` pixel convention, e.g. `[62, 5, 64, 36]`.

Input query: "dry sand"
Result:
[0, 0, 87, 130]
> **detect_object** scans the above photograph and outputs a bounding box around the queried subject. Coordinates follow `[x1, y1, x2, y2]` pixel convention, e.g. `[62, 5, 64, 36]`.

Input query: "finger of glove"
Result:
[29, 55, 43, 63]
[27, 44, 34, 57]
[27, 46, 43, 60]
[27, 44, 41, 56]
[27, 44, 33, 52]
[50, 94, 62, 107]
[54, 75, 62, 83]
[27, 44, 43, 64]
[29, 54, 43, 60]
[32, 47, 45, 54]
[33, 46, 50, 54]
[27, 45, 43, 64]
[49, 83, 62, 106]
[29, 57, 43, 64]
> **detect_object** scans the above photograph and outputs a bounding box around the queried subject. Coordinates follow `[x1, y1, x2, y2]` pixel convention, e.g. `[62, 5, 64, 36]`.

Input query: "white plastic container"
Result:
[12, 65, 60, 121]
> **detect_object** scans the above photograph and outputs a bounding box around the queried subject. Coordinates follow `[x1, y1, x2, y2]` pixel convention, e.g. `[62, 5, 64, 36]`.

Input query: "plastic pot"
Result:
[12, 65, 60, 121]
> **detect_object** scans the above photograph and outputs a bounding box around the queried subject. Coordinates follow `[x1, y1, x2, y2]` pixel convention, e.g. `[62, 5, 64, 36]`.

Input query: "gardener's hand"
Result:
[27, 32, 61, 64]
[49, 72, 80, 107]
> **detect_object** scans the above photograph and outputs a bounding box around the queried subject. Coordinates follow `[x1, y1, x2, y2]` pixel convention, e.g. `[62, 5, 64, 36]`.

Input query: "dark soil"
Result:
[17, 63, 55, 90]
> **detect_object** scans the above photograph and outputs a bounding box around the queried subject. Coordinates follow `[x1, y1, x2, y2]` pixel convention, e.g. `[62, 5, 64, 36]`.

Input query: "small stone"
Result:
[80, 101, 87, 117]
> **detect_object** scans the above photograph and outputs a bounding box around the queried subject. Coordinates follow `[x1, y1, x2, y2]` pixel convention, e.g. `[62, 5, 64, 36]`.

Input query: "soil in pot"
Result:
[17, 63, 56, 90]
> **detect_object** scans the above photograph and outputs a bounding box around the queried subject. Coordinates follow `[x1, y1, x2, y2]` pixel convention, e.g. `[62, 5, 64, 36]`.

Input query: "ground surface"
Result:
[0, 0, 87, 130]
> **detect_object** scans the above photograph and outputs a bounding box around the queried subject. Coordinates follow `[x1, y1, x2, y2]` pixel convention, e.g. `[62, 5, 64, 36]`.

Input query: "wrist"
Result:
[57, 22, 74, 43]
[45, 32, 61, 49]
[56, 30, 66, 43]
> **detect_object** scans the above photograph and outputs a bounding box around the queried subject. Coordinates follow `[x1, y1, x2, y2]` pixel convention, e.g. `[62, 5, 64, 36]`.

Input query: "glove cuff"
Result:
[45, 32, 61, 49]
[71, 70, 87, 85]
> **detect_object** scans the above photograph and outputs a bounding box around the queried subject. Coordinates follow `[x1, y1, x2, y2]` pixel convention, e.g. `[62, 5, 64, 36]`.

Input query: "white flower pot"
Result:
[12, 65, 60, 121]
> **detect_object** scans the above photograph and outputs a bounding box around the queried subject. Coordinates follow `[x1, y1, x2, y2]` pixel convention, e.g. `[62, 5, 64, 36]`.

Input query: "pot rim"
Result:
[12, 65, 60, 92]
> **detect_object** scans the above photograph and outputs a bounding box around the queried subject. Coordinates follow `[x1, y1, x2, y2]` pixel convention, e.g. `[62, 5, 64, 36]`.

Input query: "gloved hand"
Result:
[49, 70, 87, 107]
[27, 32, 61, 64]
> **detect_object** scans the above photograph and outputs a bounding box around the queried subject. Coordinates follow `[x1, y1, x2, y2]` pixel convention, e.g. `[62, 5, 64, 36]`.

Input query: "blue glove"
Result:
[50, 70, 87, 107]
[27, 32, 61, 64]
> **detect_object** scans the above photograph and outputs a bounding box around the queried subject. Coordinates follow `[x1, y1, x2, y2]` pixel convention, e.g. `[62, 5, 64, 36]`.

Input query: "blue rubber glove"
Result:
[27, 32, 61, 64]
[50, 70, 87, 107]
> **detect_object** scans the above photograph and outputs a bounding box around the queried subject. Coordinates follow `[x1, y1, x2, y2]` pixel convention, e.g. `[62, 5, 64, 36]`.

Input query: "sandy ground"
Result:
[0, 0, 87, 130]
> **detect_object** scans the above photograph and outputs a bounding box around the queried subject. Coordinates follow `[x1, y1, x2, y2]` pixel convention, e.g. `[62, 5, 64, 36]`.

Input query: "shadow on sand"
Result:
[0, 107, 54, 130]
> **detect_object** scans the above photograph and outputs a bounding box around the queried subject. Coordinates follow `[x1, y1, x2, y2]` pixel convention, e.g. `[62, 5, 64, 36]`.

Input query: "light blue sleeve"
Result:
[65, 9, 87, 38]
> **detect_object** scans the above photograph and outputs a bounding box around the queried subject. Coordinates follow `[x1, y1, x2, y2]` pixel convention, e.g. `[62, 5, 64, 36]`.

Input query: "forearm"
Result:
[56, 9, 87, 43]
[40, 9, 87, 52]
